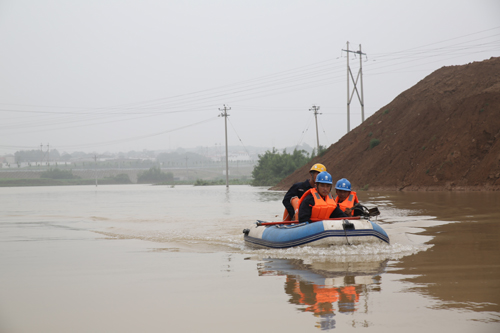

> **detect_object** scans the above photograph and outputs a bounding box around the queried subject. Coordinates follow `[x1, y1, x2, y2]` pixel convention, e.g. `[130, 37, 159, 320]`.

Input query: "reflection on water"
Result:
[258, 258, 388, 330]
[223, 187, 231, 215]
[362, 191, 500, 316]
[1, 185, 499, 331]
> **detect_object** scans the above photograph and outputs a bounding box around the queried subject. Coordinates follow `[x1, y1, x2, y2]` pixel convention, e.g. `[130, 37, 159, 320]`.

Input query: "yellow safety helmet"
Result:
[310, 163, 326, 173]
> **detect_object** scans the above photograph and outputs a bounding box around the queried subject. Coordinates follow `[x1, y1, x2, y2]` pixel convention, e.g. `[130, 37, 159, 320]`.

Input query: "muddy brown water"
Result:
[0, 185, 498, 332]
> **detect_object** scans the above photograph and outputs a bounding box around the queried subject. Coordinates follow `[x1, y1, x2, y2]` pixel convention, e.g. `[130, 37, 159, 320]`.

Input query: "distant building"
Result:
[229, 154, 252, 162]
[5, 156, 15, 164]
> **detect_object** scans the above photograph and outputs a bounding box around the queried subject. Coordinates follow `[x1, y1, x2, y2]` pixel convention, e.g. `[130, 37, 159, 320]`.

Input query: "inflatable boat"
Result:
[243, 217, 389, 249]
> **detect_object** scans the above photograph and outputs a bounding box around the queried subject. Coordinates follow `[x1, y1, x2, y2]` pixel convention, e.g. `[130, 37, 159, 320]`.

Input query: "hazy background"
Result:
[1, 0, 499, 155]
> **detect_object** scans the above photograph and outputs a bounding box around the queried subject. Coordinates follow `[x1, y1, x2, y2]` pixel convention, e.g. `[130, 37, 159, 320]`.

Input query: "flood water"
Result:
[0, 185, 499, 332]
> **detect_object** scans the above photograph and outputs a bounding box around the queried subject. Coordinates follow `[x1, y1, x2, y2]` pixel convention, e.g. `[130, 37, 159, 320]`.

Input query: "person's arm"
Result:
[282, 184, 299, 218]
[330, 205, 348, 218]
[346, 193, 359, 216]
[298, 194, 314, 222]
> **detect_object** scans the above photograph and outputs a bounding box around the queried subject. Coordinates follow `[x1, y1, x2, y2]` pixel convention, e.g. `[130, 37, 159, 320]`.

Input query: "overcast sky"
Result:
[0, 0, 499, 155]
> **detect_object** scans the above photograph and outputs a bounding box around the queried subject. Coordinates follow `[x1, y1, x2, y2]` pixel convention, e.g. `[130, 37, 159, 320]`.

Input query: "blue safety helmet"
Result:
[315, 171, 333, 185]
[335, 178, 351, 191]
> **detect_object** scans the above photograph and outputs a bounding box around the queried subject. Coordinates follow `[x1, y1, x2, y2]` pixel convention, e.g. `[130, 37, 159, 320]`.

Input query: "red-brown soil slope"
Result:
[273, 57, 500, 191]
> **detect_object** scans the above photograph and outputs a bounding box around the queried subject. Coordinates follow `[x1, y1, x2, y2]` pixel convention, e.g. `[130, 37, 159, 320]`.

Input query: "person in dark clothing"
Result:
[298, 171, 347, 223]
[282, 163, 326, 220]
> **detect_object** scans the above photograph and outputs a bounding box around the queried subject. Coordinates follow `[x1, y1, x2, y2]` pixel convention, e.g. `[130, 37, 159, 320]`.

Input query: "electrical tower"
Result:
[218, 104, 231, 187]
[342, 42, 366, 132]
[309, 105, 321, 152]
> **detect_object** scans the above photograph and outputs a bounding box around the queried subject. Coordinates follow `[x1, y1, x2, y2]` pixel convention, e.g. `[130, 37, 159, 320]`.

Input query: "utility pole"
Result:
[94, 154, 98, 187]
[40, 143, 43, 166]
[218, 104, 231, 187]
[309, 105, 321, 153]
[47, 143, 50, 165]
[342, 42, 366, 132]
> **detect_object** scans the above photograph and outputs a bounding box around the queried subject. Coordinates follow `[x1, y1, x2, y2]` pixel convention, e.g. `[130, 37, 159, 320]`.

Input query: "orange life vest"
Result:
[298, 188, 338, 220]
[335, 191, 358, 216]
[282, 196, 299, 221]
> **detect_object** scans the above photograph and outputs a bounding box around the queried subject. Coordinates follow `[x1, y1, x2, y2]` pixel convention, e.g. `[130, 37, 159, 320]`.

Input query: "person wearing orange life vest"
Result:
[282, 163, 327, 221]
[334, 178, 359, 216]
[297, 171, 347, 223]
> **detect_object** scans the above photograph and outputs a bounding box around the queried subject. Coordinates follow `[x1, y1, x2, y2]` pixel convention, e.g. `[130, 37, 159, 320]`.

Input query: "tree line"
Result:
[251, 146, 327, 186]
[5, 146, 327, 187]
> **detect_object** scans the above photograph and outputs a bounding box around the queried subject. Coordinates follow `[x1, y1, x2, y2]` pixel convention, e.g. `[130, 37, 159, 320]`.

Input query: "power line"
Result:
[227, 117, 252, 158]
[55, 116, 219, 149]
[1, 27, 498, 152]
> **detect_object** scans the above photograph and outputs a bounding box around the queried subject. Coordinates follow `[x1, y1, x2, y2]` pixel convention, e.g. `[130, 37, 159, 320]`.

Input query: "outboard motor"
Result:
[342, 219, 354, 245]
[342, 220, 355, 230]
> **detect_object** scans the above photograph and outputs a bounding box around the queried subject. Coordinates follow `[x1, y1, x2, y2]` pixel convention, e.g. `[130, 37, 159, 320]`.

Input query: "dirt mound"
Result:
[274, 57, 500, 191]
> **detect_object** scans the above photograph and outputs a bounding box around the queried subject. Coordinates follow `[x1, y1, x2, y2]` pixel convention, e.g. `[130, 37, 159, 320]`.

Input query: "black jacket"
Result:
[282, 179, 312, 218]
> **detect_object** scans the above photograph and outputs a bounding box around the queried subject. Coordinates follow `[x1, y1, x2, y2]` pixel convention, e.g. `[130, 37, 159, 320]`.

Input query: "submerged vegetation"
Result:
[193, 179, 251, 186]
[137, 166, 174, 184]
[40, 168, 80, 179]
[2, 145, 324, 187]
[103, 173, 132, 184]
